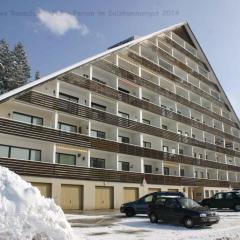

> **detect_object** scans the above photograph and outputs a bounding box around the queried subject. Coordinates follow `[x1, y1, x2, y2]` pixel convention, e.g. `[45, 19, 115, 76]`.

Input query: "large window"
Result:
[59, 92, 79, 103]
[91, 129, 106, 139]
[120, 161, 130, 171]
[90, 157, 105, 168]
[13, 112, 43, 126]
[118, 111, 129, 119]
[0, 144, 41, 161]
[91, 102, 106, 111]
[143, 141, 151, 148]
[58, 122, 77, 133]
[56, 153, 76, 165]
[164, 167, 170, 175]
[144, 165, 152, 173]
[118, 136, 130, 143]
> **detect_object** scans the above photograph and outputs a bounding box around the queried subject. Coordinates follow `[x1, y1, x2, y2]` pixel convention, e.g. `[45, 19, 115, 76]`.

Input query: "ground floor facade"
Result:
[23, 175, 231, 211]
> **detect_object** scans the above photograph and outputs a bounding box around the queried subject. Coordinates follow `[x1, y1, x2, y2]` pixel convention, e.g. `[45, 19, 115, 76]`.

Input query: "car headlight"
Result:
[200, 213, 207, 218]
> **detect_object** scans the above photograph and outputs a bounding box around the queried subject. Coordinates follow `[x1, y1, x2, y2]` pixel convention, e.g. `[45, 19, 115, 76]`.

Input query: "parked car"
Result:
[201, 191, 240, 211]
[149, 197, 220, 228]
[120, 191, 185, 217]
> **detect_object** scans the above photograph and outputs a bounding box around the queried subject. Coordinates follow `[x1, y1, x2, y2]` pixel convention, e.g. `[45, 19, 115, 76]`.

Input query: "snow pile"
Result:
[0, 166, 74, 240]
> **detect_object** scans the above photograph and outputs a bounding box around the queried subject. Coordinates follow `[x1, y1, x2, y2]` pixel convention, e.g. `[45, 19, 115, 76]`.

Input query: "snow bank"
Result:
[0, 166, 74, 240]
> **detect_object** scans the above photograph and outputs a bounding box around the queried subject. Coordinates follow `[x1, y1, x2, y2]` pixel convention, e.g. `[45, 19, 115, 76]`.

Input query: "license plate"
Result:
[209, 218, 217, 222]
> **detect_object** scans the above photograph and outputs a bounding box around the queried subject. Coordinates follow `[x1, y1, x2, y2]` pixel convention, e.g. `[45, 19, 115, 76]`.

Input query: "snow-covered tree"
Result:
[0, 39, 16, 93]
[0, 40, 31, 94]
[34, 70, 41, 80]
[13, 42, 31, 87]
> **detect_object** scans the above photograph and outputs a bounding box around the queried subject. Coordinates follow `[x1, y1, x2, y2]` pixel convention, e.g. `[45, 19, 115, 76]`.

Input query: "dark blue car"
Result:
[120, 191, 185, 217]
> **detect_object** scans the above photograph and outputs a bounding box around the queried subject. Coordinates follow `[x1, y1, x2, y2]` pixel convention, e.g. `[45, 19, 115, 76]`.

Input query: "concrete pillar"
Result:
[86, 149, 91, 168]
[52, 143, 57, 164]
[53, 111, 58, 129]
[55, 80, 60, 98]
[88, 121, 91, 136]
[140, 157, 144, 173]
[89, 65, 93, 80]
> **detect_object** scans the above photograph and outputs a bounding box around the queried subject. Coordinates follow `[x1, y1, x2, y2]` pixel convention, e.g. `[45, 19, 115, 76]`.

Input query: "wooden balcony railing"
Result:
[94, 58, 237, 129]
[0, 157, 236, 188]
[17, 91, 240, 158]
[61, 73, 240, 144]
[1, 116, 240, 172]
[160, 33, 219, 90]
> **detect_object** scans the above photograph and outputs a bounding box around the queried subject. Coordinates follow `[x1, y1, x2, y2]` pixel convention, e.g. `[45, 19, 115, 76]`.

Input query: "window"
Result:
[91, 102, 106, 111]
[164, 167, 169, 175]
[118, 136, 130, 143]
[0, 145, 41, 161]
[205, 190, 209, 198]
[192, 134, 196, 139]
[118, 87, 129, 94]
[163, 146, 169, 152]
[214, 193, 224, 199]
[142, 96, 150, 102]
[90, 157, 105, 168]
[59, 92, 79, 103]
[143, 119, 150, 125]
[13, 112, 43, 126]
[156, 198, 167, 206]
[165, 199, 179, 208]
[91, 129, 106, 139]
[200, 171, 204, 178]
[144, 165, 152, 173]
[121, 161, 130, 171]
[225, 193, 234, 200]
[143, 195, 153, 203]
[143, 141, 151, 148]
[162, 124, 168, 130]
[58, 122, 77, 133]
[180, 169, 185, 176]
[56, 153, 76, 165]
[179, 149, 184, 155]
[0, 145, 9, 158]
[92, 77, 106, 84]
[118, 111, 129, 119]
[199, 154, 203, 159]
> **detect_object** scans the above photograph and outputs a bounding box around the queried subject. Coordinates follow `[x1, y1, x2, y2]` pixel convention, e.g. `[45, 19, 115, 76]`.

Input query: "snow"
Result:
[71, 211, 240, 240]
[0, 166, 74, 240]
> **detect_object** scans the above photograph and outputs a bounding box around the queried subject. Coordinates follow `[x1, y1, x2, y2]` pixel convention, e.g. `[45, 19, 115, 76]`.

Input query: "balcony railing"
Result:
[0, 157, 236, 188]
[16, 91, 239, 158]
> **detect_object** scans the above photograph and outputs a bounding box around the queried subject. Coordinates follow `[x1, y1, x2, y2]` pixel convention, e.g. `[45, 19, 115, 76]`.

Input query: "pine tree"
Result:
[0, 39, 16, 93]
[35, 70, 41, 80]
[13, 42, 31, 88]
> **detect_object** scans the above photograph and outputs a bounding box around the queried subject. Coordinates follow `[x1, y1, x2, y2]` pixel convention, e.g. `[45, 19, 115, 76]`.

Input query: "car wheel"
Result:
[149, 213, 158, 223]
[183, 217, 194, 228]
[125, 208, 135, 217]
[234, 205, 240, 211]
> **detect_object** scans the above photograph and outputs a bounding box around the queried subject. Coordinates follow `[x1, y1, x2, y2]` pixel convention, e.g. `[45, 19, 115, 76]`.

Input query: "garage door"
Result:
[31, 182, 52, 198]
[168, 189, 179, 192]
[60, 185, 83, 210]
[95, 186, 113, 209]
[123, 187, 139, 203]
[148, 188, 161, 193]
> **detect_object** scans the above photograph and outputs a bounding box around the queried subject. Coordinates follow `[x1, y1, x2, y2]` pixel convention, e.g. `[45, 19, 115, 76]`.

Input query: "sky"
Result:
[0, 0, 240, 117]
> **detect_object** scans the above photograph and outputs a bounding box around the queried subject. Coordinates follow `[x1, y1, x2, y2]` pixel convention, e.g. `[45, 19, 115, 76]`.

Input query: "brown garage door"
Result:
[61, 185, 83, 210]
[148, 188, 161, 193]
[168, 189, 179, 192]
[123, 187, 139, 203]
[95, 186, 114, 209]
[31, 182, 52, 198]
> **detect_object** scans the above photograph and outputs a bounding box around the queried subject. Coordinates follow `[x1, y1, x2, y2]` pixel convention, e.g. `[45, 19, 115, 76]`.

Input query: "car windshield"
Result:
[178, 198, 200, 208]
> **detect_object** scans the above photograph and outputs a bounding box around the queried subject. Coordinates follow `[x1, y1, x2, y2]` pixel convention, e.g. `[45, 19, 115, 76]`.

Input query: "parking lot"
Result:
[68, 211, 240, 240]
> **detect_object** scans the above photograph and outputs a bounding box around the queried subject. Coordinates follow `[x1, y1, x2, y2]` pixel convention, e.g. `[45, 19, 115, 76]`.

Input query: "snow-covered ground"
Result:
[0, 166, 73, 240]
[70, 211, 240, 240]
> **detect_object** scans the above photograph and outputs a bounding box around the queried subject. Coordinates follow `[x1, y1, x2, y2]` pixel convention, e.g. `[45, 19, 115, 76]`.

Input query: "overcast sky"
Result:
[0, 0, 240, 117]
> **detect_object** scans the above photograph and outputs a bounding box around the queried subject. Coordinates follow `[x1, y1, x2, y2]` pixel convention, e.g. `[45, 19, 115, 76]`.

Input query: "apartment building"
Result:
[0, 22, 240, 210]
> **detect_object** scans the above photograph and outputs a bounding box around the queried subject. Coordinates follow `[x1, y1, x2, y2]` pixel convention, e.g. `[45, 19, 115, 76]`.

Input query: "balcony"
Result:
[118, 102, 140, 121]
[159, 77, 175, 93]
[176, 103, 190, 118]
[143, 158, 163, 174]
[216, 153, 226, 164]
[118, 128, 140, 146]
[192, 147, 205, 160]
[161, 116, 177, 133]
[192, 128, 204, 141]
[163, 162, 179, 177]
[218, 170, 228, 181]
[142, 87, 160, 105]
[176, 86, 189, 100]
[177, 123, 191, 137]
[118, 57, 139, 76]
[142, 133, 161, 151]
[162, 139, 178, 154]
[118, 78, 140, 98]
[160, 96, 176, 112]
[142, 110, 160, 128]
[118, 154, 142, 173]
[141, 68, 159, 85]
